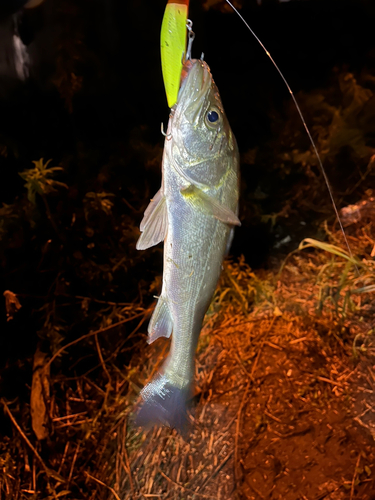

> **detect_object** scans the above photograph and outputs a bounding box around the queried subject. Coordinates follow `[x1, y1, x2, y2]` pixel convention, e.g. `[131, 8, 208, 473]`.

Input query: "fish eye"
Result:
[207, 110, 219, 123]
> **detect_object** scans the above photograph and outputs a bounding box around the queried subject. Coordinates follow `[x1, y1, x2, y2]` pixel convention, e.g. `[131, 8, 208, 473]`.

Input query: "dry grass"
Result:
[2, 197, 375, 500]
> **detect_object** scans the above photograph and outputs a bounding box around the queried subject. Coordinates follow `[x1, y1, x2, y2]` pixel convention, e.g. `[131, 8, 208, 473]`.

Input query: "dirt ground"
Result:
[123, 328, 375, 500]
[120, 211, 375, 500]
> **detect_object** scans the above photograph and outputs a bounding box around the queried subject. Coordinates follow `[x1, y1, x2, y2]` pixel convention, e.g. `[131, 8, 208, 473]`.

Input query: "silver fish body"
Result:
[136, 59, 240, 430]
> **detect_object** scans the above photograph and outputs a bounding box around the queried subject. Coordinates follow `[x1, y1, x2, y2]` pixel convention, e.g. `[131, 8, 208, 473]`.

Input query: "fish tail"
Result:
[135, 373, 191, 432]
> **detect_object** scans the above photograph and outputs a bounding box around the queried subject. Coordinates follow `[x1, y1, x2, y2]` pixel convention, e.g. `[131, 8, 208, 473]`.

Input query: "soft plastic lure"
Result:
[160, 0, 190, 108]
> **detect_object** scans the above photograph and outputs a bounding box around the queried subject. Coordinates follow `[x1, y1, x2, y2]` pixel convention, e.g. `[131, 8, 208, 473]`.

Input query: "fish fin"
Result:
[148, 297, 173, 344]
[139, 189, 162, 232]
[136, 191, 168, 250]
[225, 227, 235, 256]
[225, 202, 239, 254]
[181, 185, 241, 226]
[135, 373, 190, 433]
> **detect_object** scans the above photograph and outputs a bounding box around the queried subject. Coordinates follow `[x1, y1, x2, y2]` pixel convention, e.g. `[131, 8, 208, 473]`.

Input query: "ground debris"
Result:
[3, 290, 22, 321]
[2, 208, 375, 500]
[30, 347, 50, 441]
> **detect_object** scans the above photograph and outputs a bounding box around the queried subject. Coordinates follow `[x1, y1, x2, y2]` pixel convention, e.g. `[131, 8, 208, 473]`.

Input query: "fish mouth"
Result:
[177, 59, 212, 124]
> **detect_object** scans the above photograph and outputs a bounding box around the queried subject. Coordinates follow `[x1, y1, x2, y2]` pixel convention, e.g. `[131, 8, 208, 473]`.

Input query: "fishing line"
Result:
[225, 0, 359, 274]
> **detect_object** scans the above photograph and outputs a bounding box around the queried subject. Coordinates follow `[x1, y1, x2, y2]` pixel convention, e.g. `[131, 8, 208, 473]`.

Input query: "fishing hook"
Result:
[186, 19, 195, 61]
[161, 122, 172, 140]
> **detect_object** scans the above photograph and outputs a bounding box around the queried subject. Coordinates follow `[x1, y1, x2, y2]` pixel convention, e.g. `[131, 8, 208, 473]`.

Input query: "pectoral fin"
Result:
[148, 296, 173, 344]
[136, 190, 168, 250]
[181, 185, 241, 226]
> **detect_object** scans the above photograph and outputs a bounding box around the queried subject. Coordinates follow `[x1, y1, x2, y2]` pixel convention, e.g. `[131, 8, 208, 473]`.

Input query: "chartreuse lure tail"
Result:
[160, 0, 190, 108]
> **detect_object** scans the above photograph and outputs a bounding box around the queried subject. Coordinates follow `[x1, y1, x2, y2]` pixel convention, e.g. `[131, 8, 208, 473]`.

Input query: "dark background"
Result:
[2, 0, 375, 255]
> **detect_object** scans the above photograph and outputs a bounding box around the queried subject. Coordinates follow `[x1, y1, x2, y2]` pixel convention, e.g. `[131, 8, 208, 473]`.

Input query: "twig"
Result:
[16, 292, 134, 307]
[264, 340, 283, 351]
[353, 415, 375, 436]
[350, 454, 361, 500]
[316, 376, 344, 388]
[3, 400, 64, 499]
[122, 417, 135, 497]
[68, 443, 80, 484]
[85, 472, 121, 500]
[200, 450, 233, 490]
[268, 425, 311, 439]
[56, 293, 134, 307]
[159, 471, 217, 499]
[46, 308, 152, 370]
[95, 333, 112, 385]
[52, 412, 87, 422]
[264, 409, 283, 424]
[3, 401, 49, 476]
[290, 336, 309, 344]
[57, 442, 69, 475]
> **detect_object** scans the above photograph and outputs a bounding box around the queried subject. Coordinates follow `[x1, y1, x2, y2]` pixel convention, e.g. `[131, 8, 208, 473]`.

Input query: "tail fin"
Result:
[135, 373, 191, 433]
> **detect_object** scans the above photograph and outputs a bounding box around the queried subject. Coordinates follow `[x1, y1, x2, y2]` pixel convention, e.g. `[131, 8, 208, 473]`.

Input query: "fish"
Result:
[135, 57, 240, 431]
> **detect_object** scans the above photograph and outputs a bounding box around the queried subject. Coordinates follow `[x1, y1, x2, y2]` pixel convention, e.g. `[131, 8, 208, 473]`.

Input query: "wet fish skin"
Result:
[136, 59, 240, 431]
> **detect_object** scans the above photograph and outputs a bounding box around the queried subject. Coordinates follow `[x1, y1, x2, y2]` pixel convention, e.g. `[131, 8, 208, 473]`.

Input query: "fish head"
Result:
[172, 59, 237, 181]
